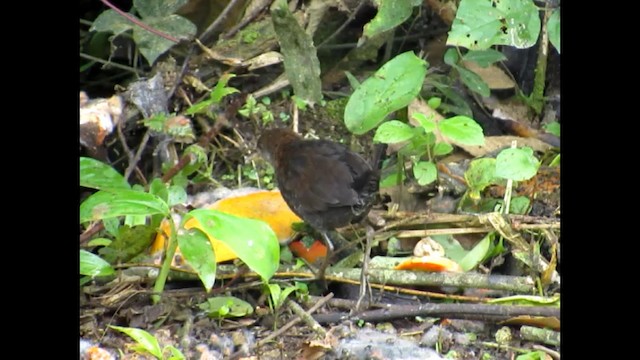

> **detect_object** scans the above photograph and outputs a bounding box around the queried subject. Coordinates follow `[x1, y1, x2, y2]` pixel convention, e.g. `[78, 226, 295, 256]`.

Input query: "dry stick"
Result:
[355, 225, 374, 312]
[312, 303, 559, 325]
[124, 129, 151, 180]
[316, 0, 367, 48]
[99, 0, 179, 43]
[287, 299, 327, 338]
[199, 0, 246, 44]
[80, 53, 141, 74]
[222, 0, 274, 40]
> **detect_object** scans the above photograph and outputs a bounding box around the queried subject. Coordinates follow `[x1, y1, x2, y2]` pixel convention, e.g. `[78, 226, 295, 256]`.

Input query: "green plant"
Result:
[80, 157, 280, 303]
[374, 103, 484, 187]
[238, 95, 276, 125]
[109, 325, 185, 360]
[90, 0, 197, 65]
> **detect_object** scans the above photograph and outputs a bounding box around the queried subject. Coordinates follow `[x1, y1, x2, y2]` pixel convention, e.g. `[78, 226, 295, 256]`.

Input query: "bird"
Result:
[257, 128, 385, 278]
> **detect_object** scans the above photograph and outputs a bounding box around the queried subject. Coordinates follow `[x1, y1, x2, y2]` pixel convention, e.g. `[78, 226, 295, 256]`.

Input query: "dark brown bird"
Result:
[257, 128, 384, 271]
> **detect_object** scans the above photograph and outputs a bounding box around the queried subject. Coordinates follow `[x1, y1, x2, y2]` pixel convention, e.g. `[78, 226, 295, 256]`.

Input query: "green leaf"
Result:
[210, 73, 240, 103]
[458, 233, 493, 271]
[433, 142, 453, 156]
[427, 97, 442, 109]
[80, 250, 115, 277]
[87, 238, 112, 247]
[134, 0, 189, 18]
[373, 120, 415, 143]
[99, 224, 157, 263]
[443, 48, 459, 66]
[271, 0, 323, 104]
[543, 121, 560, 136]
[380, 170, 406, 188]
[509, 196, 530, 215]
[462, 49, 507, 67]
[413, 113, 436, 133]
[345, 51, 428, 134]
[447, 0, 541, 49]
[465, 158, 499, 194]
[456, 65, 490, 97]
[345, 71, 361, 90]
[199, 296, 254, 318]
[149, 178, 168, 203]
[80, 190, 169, 223]
[413, 161, 437, 186]
[439, 116, 485, 145]
[167, 185, 187, 206]
[109, 325, 162, 358]
[90, 9, 133, 35]
[185, 209, 280, 281]
[178, 230, 216, 292]
[548, 9, 560, 54]
[80, 157, 130, 190]
[362, 0, 422, 40]
[133, 15, 196, 65]
[495, 147, 540, 181]
[165, 345, 186, 360]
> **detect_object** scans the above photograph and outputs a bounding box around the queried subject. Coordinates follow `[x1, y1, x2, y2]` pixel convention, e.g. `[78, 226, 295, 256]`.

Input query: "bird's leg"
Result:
[315, 231, 335, 282]
[354, 224, 374, 313]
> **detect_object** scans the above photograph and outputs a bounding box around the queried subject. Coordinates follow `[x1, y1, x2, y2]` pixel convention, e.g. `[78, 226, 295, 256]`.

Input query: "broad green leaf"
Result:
[80, 190, 169, 223]
[90, 10, 133, 35]
[134, 0, 189, 18]
[439, 116, 485, 145]
[178, 230, 216, 292]
[80, 250, 115, 277]
[133, 15, 196, 65]
[185, 209, 279, 281]
[458, 233, 493, 271]
[548, 9, 560, 54]
[413, 113, 436, 133]
[543, 121, 560, 136]
[199, 296, 254, 318]
[509, 196, 531, 215]
[345, 51, 428, 134]
[149, 178, 168, 203]
[447, 0, 541, 49]
[431, 235, 468, 263]
[80, 157, 130, 190]
[362, 0, 422, 40]
[433, 142, 453, 156]
[271, 0, 322, 104]
[462, 49, 507, 67]
[267, 283, 281, 307]
[413, 161, 437, 186]
[380, 170, 406, 188]
[456, 65, 490, 97]
[495, 147, 540, 181]
[516, 351, 550, 360]
[373, 120, 415, 143]
[109, 326, 162, 358]
[166, 345, 186, 360]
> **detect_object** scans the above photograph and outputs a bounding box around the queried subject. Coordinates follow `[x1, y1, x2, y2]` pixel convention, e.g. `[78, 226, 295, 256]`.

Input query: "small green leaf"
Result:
[133, 15, 196, 65]
[495, 147, 540, 181]
[143, 113, 169, 132]
[465, 158, 499, 193]
[456, 66, 490, 97]
[149, 178, 169, 203]
[413, 161, 437, 186]
[80, 190, 169, 223]
[462, 49, 507, 67]
[427, 97, 442, 109]
[345, 51, 428, 134]
[167, 185, 187, 206]
[90, 9, 133, 35]
[548, 9, 560, 54]
[109, 325, 162, 358]
[87, 238, 112, 247]
[185, 210, 280, 281]
[199, 296, 254, 318]
[80, 250, 115, 277]
[362, 0, 422, 40]
[178, 230, 216, 292]
[543, 121, 560, 136]
[210, 73, 240, 103]
[345, 71, 361, 90]
[433, 142, 454, 156]
[439, 116, 485, 145]
[509, 196, 531, 215]
[458, 233, 493, 271]
[380, 170, 406, 188]
[412, 113, 436, 133]
[444, 48, 459, 66]
[165, 345, 186, 360]
[373, 120, 415, 143]
[80, 157, 130, 190]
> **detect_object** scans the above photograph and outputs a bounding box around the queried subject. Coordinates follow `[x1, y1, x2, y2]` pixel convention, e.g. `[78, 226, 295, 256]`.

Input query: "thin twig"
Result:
[316, 0, 366, 48]
[124, 129, 151, 181]
[80, 53, 141, 74]
[199, 0, 245, 44]
[99, 0, 179, 43]
[222, 0, 274, 39]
